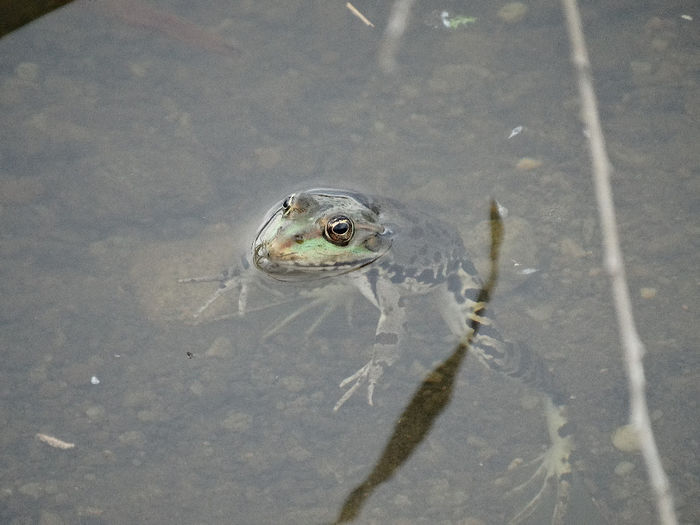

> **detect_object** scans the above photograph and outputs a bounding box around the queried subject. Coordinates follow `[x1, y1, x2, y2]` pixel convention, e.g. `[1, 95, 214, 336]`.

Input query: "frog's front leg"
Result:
[178, 266, 246, 318]
[334, 271, 404, 411]
[178, 257, 285, 321]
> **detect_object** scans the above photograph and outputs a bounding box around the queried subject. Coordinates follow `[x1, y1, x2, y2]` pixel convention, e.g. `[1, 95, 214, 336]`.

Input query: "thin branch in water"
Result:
[560, 1, 677, 523]
[346, 2, 374, 27]
[377, 0, 417, 74]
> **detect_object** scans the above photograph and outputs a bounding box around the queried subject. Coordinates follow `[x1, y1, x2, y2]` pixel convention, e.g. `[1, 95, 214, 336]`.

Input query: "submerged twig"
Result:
[346, 2, 374, 27]
[560, 1, 677, 524]
[377, 0, 417, 73]
[36, 433, 75, 450]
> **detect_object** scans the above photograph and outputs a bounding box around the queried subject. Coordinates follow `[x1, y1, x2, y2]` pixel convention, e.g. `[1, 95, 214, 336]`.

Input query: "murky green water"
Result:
[1, 1, 698, 523]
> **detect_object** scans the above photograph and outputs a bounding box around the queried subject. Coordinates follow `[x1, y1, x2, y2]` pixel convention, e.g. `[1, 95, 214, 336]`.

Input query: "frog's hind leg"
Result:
[438, 286, 575, 524]
[502, 398, 574, 525]
[473, 333, 574, 524]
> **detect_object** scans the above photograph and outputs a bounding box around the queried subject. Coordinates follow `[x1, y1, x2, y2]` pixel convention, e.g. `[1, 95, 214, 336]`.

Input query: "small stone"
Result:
[614, 461, 636, 476]
[612, 424, 641, 452]
[507, 457, 524, 470]
[640, 287, 657, 299]
[497, 2, 528, 24]
[515, 157, 543, 171]
[16, 62, 40, 82]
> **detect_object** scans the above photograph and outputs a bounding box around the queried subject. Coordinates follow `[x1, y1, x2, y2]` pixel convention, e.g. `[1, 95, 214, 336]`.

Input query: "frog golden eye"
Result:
[324, 215, 354, 246]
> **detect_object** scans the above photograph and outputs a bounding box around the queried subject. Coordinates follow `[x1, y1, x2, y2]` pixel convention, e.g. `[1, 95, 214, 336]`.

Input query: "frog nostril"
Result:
[254, 244, 268, 261]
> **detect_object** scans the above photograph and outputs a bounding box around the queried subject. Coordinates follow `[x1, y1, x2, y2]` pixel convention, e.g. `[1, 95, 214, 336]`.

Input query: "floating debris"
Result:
[346, 2, 374, 27]
[508, 125, 523, 139]
[512, 260, 539, 275]
[90, 375, 100, 385]
[439, 11, 477, 29]
[495, 201, 509, 218]
[36, 433, 75, 450]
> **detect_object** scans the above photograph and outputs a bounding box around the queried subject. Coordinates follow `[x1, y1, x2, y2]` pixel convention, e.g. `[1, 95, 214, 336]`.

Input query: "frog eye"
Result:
[282, 194, 294, 213]
[324, 215, 354, 246]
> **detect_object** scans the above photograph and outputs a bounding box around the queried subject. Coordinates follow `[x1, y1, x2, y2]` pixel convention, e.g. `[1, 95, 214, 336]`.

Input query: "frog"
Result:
[181, 188, 575, 524]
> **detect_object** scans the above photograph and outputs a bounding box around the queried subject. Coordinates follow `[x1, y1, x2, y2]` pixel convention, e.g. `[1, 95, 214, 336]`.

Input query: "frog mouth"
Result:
[252, 241, 381, 281]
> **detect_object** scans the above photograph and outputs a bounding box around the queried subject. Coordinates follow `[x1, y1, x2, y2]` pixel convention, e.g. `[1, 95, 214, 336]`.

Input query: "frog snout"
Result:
[253, 243, 268, 264]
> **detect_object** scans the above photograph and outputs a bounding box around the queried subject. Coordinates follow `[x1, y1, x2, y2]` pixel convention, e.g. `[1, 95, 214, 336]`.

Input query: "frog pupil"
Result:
[332, 222, 348, 234]
[324, 215, 354, 245]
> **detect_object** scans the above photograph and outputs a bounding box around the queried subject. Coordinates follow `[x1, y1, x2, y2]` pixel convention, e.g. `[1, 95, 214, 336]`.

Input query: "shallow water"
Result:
[1, 1, 698, 523]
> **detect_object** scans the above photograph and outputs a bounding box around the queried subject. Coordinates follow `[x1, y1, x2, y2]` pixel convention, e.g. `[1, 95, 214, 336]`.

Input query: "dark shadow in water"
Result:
[0, 0, 73, 37]
[334, 200, 504, 523]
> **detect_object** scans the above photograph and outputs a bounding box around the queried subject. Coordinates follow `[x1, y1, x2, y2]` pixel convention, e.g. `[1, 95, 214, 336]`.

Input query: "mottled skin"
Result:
[252, 189, 561, 411]
[253, 189, 489, 408]
[184, 188, 576, 524]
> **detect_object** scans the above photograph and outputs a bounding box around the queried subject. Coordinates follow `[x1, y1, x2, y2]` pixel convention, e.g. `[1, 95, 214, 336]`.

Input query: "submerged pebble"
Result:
[497, 3, 528, 24]
[612, 424, 641, 452]
[614, 461, 636, 476]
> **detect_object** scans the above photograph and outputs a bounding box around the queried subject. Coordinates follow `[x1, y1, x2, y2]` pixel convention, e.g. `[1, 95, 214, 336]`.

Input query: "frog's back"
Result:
[368, 195, 480, 291]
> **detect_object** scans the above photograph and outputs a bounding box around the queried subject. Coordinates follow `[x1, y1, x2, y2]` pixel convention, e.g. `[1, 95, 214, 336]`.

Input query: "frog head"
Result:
[252, 189, 392, 281]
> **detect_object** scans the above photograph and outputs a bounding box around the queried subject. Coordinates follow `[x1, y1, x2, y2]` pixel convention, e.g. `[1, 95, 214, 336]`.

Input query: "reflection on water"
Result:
[0, 1, 698, 524]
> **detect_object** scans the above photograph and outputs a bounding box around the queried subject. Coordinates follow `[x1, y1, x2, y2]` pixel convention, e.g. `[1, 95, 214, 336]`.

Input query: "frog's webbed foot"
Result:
[333, 331, 401, 411]
[333, 277, 405, 411]
[333, 356, 385, 411]
[178, 267, 244, 319]
[500, 398, 574, 525]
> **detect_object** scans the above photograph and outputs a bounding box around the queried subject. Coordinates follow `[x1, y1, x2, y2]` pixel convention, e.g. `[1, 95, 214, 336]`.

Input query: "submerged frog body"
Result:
[182, 188, 575, 524]
[252, 189, 488, 406]
[251, 189, 560, 410]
